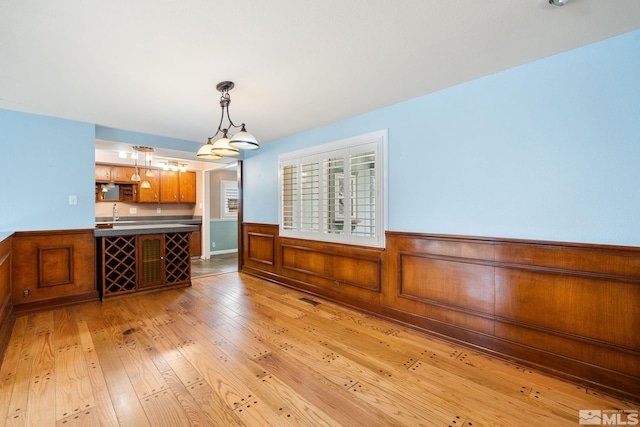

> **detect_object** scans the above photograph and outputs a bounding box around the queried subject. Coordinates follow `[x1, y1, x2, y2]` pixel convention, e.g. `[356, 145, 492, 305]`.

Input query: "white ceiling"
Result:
[2, 0, 639, 152]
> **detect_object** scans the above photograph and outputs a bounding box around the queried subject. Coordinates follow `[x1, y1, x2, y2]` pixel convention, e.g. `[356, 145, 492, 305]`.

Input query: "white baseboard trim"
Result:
[209, 249, 238, 256]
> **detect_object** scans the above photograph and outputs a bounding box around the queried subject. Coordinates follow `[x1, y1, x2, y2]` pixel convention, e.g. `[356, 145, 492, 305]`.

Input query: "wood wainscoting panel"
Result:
[385, 232, 640, 401]
[242, 226, 640, 400]
[0, 235, 14, 362]
[38, 245, 74, 287]
[396, 251, 497, 336]
[11, 229, 98, 314]
[282, 243, 381, 292]
[398, 252, 495, 314]
[494, 267, 640, 349]
[247, 232, 275, 265]
[242, 224, 279, 278]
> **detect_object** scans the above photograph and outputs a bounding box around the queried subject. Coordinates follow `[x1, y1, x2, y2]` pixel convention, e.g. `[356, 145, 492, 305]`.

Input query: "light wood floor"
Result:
[0, 273, 634, 426]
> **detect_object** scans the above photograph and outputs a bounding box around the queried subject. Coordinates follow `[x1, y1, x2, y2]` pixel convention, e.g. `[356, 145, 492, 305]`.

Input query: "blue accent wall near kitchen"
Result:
[0, 110, 95, 231]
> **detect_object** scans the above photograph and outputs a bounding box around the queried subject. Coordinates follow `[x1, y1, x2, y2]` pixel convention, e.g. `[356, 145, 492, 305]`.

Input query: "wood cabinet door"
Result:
[160, 170, 180, 203]
[179, 171, 197, 203]
[112, 166, 137, 183]
[189, 225, 202, 257]
[138, 172, 160, 203]
[137, 234, 165, 288]
[95, 164, 112, 182]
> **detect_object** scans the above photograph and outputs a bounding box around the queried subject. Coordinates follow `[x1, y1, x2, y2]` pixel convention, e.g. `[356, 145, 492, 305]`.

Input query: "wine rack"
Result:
[101, 235, 137, 296]
[165, 232, 191, 283]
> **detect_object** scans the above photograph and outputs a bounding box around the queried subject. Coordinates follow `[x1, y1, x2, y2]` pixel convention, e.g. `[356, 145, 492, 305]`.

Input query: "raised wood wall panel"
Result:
[494, 268, 639, 349]
[247, 232, 275, 265]
[495, 242, 640, 278]
[12, 229, 99, 314]
[0, 235, 13, 362]
[242, 225, 640, 401]
[38, 245, 74, 287]
[398, 253, 495, 313]
[282, 244, 381, 291]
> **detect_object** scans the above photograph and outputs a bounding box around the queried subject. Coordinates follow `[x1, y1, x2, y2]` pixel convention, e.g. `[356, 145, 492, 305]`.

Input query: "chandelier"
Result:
[197, 81, 259, 160]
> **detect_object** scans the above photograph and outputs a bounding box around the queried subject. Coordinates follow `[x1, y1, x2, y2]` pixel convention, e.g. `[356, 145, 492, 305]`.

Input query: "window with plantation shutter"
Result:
[220, 180, 238, 218]
[279, 130, 387, 247]
[281, 164, 297, 231]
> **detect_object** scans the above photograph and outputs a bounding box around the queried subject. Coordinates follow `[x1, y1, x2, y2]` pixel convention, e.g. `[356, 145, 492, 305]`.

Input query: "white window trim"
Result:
[278, 129, 388, 248]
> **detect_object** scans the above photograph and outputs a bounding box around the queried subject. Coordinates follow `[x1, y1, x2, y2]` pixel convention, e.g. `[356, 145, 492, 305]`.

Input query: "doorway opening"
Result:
[193, 161, 241, 277]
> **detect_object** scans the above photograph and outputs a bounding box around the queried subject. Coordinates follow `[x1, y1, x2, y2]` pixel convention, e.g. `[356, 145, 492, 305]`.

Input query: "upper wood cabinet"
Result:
[160, 171, 179, 203]
[95, 164, 112, 182]
[160, 171, 196, 204]
[138, 172, 160, 203]
[179, 171, 197, 203]
[95, 164, 195, 204]
[112, 166, 137, 183]
[95, 164, 138, 183]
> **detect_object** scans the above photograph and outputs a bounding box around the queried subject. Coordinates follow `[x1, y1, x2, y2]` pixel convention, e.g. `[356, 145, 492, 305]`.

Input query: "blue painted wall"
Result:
[1, 31, 638, 246]
[210, 219, 238, 252]
[243, 30, 640, 246]
[0, 110, 95, 231]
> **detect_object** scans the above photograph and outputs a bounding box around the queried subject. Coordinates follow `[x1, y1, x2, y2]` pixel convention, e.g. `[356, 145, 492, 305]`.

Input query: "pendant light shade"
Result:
[211, 130, 240, 157]
[229, 124, 259, 150]
[197, 138, 223, 160]
[196, 81, 259, 159]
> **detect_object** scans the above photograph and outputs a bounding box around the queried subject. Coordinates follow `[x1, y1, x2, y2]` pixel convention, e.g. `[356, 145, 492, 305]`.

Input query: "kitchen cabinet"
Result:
[160, 171, 179, 203]
[95, 164, 112, 181]
[96, 164, 138, 183]
[160, 170, 196, 204]
[138, 234, 165, 288]
[138, 172, 160, 203]
[180, 171, 197, 203]
[189, 224, 202, 257]
[94, 164, 195, 204]
[112, 166, 137, 183]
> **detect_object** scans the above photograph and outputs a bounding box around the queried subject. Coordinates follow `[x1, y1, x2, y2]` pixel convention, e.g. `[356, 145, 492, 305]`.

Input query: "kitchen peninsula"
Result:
[95, 220, 198, 299]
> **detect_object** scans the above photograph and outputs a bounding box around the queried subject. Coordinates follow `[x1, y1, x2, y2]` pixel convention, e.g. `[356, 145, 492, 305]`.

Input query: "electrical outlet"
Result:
[129, 207, 137, 214]
[211, 242, 216, 248]
[157, 208, 161, 213]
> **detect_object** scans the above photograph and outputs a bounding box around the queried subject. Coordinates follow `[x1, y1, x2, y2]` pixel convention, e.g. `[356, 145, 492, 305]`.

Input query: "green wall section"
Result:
[210, 220, 238, 252]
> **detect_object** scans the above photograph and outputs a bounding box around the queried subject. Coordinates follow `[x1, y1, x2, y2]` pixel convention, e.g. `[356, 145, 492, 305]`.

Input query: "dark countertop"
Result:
[94, 223, 199, 237]
[95, 216, 201, 226]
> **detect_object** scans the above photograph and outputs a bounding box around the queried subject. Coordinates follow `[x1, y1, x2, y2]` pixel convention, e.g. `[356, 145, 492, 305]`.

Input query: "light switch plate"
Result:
[68, 195, 78, 205]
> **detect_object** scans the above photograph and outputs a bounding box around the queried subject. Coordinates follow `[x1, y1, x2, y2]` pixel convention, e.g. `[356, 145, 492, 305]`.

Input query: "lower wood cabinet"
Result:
[139, 234, 164, 288]
[99, 232, 191, 298]
[189, 225, 202, 257]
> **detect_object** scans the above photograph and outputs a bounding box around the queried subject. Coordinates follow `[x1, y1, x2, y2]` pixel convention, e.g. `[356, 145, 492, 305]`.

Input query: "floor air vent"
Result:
[299, 297, 320, 306]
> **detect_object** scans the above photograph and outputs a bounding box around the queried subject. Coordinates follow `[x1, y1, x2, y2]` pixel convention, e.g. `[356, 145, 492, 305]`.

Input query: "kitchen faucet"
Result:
[112, 203, 119, 222]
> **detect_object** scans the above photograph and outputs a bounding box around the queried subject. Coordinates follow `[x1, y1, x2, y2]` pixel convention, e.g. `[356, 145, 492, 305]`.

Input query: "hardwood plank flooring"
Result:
[1, 272, 636, 426]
